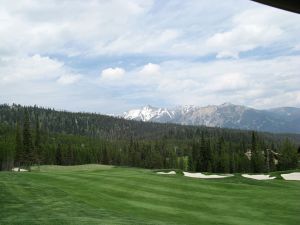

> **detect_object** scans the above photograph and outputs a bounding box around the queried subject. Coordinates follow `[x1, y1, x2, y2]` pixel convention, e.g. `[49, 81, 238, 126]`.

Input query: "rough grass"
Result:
[1, 165, 300, 225]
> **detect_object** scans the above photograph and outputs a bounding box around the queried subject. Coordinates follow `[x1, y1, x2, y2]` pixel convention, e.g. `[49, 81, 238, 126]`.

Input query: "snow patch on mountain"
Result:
[123, 105, 174, 122]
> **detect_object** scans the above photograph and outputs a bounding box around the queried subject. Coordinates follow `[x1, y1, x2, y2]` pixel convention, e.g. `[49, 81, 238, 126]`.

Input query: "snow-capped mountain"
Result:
[123, 103, 300, 133]
[123, 105, 175, 122]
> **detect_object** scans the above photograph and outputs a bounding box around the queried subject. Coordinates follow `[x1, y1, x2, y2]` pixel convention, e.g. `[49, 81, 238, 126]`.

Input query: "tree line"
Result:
[0, 104, 299, 172]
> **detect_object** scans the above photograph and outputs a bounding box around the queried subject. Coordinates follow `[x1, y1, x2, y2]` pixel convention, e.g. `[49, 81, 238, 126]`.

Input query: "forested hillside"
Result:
[0, 104, 299, 173]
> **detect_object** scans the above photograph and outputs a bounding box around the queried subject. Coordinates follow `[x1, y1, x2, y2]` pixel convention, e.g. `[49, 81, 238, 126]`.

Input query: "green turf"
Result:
[1, 165, 300, 225]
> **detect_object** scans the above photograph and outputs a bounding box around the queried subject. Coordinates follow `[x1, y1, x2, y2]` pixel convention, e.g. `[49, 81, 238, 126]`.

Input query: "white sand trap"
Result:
[183, 172, 233, 179]
[281, 172, 300, 181]
[12, 167, 28, 172]
[157, 171, 176, 175]
[242, 174, 275, 180]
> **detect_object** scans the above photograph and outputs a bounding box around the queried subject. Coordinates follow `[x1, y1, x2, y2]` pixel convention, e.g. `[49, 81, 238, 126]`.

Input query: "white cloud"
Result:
[0, 55, 70, 83]
[293, 44, 300, 52]
[0, 56, 87, 112]
[139, 63, 160, 76]
[1, 0, 300, 114]
[0, 0, 299, 58]
[206, 8, 284, 58]
[216, 51, 239, 59]
[0, 54, 83, 111]
[57, 74, 81, 85]
[109, 55, 300, 110]
[0, 0, 154, 57]
[97, 29, 181, 55]
[207, 73, 248, 92]
[101, 67, 125, 80]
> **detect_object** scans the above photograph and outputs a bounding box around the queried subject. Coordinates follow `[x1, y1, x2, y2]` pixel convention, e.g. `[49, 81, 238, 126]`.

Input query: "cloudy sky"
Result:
[0, 0, 300, 114]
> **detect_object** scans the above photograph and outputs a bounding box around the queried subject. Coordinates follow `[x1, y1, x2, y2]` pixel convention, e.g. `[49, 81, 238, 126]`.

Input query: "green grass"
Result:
[1, 165, 300, 225]
[30, 164, 114, 172]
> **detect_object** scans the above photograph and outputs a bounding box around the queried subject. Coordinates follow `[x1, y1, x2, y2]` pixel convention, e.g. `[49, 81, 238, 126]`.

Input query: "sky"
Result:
[0, 0, 300, 114]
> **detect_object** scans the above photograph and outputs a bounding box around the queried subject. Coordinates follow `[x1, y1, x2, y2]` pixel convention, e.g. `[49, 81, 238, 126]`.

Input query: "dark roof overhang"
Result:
[251, 0, 300, 14]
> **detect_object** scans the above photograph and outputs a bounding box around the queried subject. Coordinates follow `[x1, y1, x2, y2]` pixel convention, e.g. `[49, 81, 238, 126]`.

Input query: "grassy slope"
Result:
[1, 165, 300, 225]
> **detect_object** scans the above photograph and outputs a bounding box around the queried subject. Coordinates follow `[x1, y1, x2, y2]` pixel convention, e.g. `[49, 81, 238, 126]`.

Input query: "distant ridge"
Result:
[123, 103, 300, 133]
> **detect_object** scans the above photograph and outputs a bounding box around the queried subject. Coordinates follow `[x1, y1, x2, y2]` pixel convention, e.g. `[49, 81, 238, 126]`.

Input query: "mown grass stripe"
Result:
[1, 166, 300, 225]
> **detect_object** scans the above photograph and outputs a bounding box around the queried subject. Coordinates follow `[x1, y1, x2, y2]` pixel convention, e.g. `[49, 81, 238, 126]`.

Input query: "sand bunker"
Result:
[12, 167, 28, 172]
[242, 174, 275, 180]
[157, 171, 176, 175]
[183, 172, 233, 179]
[281, 172, 300, 181]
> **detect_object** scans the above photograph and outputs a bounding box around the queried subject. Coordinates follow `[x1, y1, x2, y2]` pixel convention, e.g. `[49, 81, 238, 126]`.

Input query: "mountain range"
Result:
[123, 103, 300, 133]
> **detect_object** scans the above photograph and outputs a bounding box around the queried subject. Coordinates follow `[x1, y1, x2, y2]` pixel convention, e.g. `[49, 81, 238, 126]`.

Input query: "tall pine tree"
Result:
[34, 115, 41, 165]
[23, 109, 33, 169]
[251, 131, 265, 173]
[15, 121, 23, 169]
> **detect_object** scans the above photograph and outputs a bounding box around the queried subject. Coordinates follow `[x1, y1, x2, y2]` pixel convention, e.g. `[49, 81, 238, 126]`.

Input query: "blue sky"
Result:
[0, 0, 300, 114]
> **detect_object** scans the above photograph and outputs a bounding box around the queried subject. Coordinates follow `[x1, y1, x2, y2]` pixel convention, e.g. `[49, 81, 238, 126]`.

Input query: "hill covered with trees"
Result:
[0, 103, 299, 172]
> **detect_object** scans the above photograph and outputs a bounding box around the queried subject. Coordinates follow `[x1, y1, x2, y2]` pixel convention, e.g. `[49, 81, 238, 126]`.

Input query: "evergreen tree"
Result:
[0, 127, 14, 171]
[278, 139, 298, 170]
[34, 115, 41, 165]
[102, 146, 109, 164]
[15, 121, 23, 169]
[23, 109, 33, 169]
[216, 137, 229, 173]
[219, 143, 230, 173]
[169, 149, 177, 169]
[56, 144, 62, 165]
[199, 133, 209, 171]
[251, 132, 264, 173]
